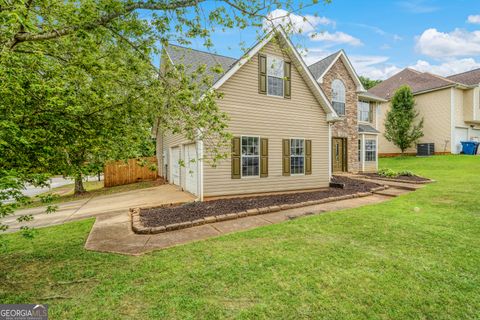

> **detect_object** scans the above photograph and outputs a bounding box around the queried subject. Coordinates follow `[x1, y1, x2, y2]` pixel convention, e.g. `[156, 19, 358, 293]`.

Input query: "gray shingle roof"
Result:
[447, 68, 480, 86]
[164, 44, 238, 84]
[358, 124, 380, 134]
[368, 68, 456, 100]
[358, 91, 387, 102]
[308, 51, 341, 80]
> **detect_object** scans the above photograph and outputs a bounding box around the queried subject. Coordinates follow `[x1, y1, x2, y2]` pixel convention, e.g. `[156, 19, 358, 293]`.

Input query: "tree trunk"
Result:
[74, 175, 86, 195]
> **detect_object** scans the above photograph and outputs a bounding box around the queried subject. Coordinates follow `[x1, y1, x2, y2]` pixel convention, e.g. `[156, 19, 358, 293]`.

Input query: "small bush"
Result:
[398, 170, 414, 177]
[377, 168, 399, 178]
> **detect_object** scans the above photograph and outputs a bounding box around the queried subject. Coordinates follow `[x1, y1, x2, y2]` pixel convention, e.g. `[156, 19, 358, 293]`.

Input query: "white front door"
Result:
[454, 128, 468, 154]
[184, 143, 198, 196]
[170, 147, 180, 185]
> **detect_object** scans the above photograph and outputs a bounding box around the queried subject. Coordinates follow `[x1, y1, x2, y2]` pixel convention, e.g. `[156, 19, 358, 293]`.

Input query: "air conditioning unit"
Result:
[417, 143, 435, 157]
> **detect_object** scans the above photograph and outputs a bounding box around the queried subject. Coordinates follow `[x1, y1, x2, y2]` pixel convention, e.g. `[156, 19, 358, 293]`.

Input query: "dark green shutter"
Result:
[305, 140, 312, 175]
[282, 139, 291, 176]
[369, 104, 373, 123]
[258, 54, 267, 94]
[231, 137, 241, 179]
[260, 138, 268, 178]
[284, 61, 291, 99]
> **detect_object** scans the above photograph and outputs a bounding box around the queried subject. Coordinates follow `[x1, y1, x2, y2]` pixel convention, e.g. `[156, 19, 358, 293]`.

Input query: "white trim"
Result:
[375, 135, 379, 171]
[316, 50, 366, 92]
[361, 135, 365, 172]
[289, 137, 306, 176]
[474, 86, 479, 121]
[197, 138, 204, 201]
[240, 135, 261, 179]
[328, 123, 332, 178]
[450, 87, 456, 154]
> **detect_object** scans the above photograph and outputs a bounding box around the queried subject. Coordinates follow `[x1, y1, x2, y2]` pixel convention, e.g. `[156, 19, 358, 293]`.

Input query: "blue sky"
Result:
[169, 0, 480, 79]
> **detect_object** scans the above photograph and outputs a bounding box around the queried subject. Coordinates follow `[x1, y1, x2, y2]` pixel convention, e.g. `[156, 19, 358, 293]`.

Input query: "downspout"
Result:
[328, 123, 332, 179]
[450, 87, 456, 154]
[361, 134, 366, 172]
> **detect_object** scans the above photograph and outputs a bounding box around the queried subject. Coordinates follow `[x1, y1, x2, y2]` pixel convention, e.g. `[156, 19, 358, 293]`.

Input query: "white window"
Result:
[267, 56, 284, 97]
[290, 139, 305, 174]
[365, 139, 376, 162]
[332, 79, 346, 115]
[358, 101, 371, 122]
[241, 136, 259, 177]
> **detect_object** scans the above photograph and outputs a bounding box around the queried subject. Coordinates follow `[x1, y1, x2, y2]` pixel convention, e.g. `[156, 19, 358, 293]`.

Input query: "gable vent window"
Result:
[267, 56, 284, 97]
[332, 79, 346, 115]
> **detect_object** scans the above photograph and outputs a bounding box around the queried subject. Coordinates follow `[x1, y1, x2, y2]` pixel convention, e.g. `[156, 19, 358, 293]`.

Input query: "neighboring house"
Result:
[370, 68, 480, 155]
[308, 50, 386, 173]
[155, 28, 380, 200]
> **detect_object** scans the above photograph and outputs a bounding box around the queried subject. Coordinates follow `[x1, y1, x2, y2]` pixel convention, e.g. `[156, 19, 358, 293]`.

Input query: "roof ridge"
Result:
[166, 43, 237, 60]
[405, 67, 421, 74]
[307, 50, 341, 67]
[422, 71, 457, 84]
[447, 67, 480, 78]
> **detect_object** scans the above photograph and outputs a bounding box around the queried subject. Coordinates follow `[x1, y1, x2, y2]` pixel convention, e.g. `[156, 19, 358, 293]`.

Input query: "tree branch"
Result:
[11, 0, 204, 47]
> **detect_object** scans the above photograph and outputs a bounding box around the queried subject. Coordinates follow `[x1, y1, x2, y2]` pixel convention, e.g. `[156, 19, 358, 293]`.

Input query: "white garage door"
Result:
[170, 147, 180, 185]
[454, 128, 468, 154]
[184, 143, 198, 196]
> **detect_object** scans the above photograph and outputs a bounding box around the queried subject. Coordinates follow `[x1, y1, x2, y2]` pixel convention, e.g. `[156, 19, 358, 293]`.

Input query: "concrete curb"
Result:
[131, 186, 389, 235]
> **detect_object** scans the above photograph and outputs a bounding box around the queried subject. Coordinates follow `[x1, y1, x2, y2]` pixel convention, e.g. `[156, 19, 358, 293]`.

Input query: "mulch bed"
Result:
[363, 173, 431, 183]
[140, 176, 380, 228]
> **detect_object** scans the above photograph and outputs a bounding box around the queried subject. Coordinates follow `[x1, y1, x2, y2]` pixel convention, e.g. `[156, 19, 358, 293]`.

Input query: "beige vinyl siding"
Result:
[454, 88, 466, 127]
[203, 40, 330, 197]
[463, 88, 474, 122]
[377, 88, 453, 154]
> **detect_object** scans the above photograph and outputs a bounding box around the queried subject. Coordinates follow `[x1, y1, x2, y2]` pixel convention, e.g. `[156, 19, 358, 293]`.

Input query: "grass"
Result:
[23, 179, 163, 208]
[1, 155, 480, 319]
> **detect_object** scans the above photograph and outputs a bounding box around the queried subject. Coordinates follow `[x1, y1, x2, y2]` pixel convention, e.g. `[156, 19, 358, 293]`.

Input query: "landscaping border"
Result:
[130, 185, 388, 234]
[358, 174, 434, 185]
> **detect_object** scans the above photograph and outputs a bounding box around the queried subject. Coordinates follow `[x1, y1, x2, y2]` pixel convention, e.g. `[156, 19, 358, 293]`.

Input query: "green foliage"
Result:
[384, 85, 424, 154]
[377, 168, 416, 178]
[0, 0, 331, 233]
[377, 168, 399, 178]
[359, 76, 382, 90]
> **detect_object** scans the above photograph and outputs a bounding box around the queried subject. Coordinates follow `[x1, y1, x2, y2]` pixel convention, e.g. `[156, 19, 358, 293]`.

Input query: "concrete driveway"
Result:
[2, 184, 195, 233]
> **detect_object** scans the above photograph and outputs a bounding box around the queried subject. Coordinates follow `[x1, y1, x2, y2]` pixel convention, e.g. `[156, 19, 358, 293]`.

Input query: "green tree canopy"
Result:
[384, 85, 424, 154]
[0, 0, 331, 233]
[359, 76, 382, 90]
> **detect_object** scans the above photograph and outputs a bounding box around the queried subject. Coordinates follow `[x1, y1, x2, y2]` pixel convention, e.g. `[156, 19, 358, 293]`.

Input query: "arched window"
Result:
[332, 79, 346, 115]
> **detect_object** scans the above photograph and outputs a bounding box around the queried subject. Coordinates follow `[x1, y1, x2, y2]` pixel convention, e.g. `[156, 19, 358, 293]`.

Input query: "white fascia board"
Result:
[318, 50, 366, 93]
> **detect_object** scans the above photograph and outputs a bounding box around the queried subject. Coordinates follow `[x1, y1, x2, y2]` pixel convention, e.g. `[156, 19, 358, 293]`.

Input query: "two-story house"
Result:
[370, 68, 480, 155]
[308, 50, 386, 173]
[155, 28, 382, 200]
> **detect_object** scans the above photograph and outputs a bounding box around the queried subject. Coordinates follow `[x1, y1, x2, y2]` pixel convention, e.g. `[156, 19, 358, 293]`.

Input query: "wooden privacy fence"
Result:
[104, 157, 158, 187]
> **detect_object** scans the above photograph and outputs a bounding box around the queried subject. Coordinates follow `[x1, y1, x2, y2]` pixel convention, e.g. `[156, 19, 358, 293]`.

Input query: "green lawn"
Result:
[1, 155, 480, 319]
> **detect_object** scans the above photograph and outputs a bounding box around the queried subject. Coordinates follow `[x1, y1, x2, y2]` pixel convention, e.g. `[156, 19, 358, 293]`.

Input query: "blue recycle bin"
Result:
[461, 141, 479, 155]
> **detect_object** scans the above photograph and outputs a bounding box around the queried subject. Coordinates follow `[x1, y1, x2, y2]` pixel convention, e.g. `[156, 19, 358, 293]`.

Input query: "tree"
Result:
[384, 85, 424, 154]
[0, 0, 332, 233]
[359, 76, 382, 90]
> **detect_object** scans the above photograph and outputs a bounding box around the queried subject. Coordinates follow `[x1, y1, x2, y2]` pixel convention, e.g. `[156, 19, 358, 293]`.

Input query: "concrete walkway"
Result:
[85, 193, 398, 256]
[2, 184, 195, 233]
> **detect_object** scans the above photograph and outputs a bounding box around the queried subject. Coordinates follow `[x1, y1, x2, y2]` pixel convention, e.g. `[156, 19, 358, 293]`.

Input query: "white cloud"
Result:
[310, 31, 363, 47]
[409, 58, 480, 76]
[396, 0, 439, 13]
[416, 28, 480, 58]
[350, 55, 402, 79]
[467, 15, 480, 24]
[264, 9, 334, 34]
[301, 48, 332, 65]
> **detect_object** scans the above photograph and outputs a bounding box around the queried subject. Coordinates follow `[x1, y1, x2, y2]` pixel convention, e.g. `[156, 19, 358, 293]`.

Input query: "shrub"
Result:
[377, 168, 398, 178]
[398, 170, 414, 177]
